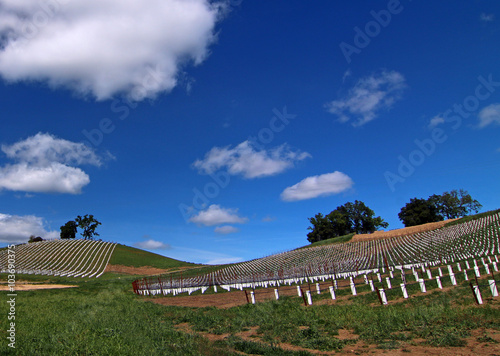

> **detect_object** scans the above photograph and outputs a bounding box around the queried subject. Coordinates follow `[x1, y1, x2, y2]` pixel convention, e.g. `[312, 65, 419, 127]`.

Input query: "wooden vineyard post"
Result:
[329, 286, 336, 300]
[400, 283, 409, 299]
[418, 279, 427, 293]
[305, 290, 313, 306]
[377, 288, 388, 305]
[300, 288, 308, 306]
[158, 277, 164, 296]
[488, 280, 499, 297]
[385, 277, 392, 290]
[436, 276, 443, 289]
[474, 265, 481, 278]
[470, 282, 483, 305]
[349, 277, 357, 296]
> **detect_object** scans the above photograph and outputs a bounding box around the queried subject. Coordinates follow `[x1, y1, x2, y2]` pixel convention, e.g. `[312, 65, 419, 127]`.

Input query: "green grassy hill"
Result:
[108, 244, 197, 269]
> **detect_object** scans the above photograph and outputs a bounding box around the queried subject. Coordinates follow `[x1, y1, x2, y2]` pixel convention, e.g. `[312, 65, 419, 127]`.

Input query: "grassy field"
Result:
[1, 212, 500, 355]
[109, 244, 197, 269]
[1, 260, 499, 355]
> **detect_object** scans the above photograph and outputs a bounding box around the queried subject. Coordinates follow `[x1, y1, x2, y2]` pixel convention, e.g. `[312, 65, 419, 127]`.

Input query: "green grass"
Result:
[444, 208, 500, 227]
[1, 259, 500, 355]
[109, 244, 197, 270]
[302, 233, 355, 248]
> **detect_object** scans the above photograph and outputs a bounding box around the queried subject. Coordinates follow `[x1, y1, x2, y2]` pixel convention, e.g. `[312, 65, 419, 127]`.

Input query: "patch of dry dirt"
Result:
[351, 219, 458, 242]
[105, 264, 180, 276]
[0, 283, 77, 291]
[175, 321, 500, 356]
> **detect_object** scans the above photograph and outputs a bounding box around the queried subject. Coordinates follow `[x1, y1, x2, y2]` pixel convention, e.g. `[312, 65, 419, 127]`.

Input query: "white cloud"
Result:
[206, 256, 242, 265]
[428, 115, 445, 128]
[326, 70, 406, 126]
[193, 141, 311, 179]
[189, 204, 248, 226]
[172, 246, 242, 265]
[0, 0, 225, 101]
[214, 225, 239, 234]
[478, 103, 500, 128]
[0, 133, 104, 194]
[2, 132, 102, 166]
[0, 162, 90, 194]
[0, 213, 59, 243]
[480, 13, 495, 22]
[133, 239, 171, 250]
[281, 171, 354, 201]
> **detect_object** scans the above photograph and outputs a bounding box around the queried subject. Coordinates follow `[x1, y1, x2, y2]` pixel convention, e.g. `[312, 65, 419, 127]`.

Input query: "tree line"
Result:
[307, 189, 482, 243]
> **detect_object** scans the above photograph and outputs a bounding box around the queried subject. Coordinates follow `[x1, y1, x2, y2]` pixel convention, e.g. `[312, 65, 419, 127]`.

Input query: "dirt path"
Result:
[0, 283, 78, 291]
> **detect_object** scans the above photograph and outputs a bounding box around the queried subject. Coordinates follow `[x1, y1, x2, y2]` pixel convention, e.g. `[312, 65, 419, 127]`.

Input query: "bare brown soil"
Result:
[351, 219, 458, 242]
[175, 321, 500, 356]
[156, 275, 500, 355]
[105, 264, 179, 276]
[0, 283, 78, 291]
[150, 277, 385, 309]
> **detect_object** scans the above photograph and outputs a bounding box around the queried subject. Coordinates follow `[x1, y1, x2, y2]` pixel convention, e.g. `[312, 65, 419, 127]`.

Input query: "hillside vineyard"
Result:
[133, 213, 500, 296]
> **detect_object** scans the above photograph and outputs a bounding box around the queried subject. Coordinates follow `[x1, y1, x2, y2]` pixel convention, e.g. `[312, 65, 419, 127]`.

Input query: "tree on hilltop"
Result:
[28, 235, 44, 243]
[60, 215, 101, 240]
[307, 200, 388, 243]
[60, 221, 78, 239]
[399, 189, 481, 227]
[398, 198, 443, 227]
[75, 214, 102, 240]
[432, 189, 482, 219]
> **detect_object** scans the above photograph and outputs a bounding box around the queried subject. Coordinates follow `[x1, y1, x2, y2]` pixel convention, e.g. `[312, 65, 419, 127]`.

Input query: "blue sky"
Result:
[0, 0, 499, 264]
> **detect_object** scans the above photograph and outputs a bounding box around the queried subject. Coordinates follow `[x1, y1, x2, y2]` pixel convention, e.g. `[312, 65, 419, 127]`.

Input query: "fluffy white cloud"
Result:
[480, 13, 495, 22]
[206, 256, 242, 265]
[280, 171, 354, 201]
[189, 204, 248, 226]
[0, 133, 104, 194]
[0, 162, 90, 194]
[214, 225, 239, 234]
[0, 213, 59, 243]
[478, 103, 500, 128]
[2, 132, 102, 166]
[326, 71, 406, 126]
[428, 115, 445, 128]
[0, 0, 225, 101]
[133, 239, 171, 250]
[193, 141, 311, 179]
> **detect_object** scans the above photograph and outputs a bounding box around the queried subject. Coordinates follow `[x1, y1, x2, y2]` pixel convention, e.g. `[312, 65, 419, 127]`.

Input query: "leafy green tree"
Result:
[306, 213, 334, 243]
[75, 214, 102, 240]
[307, 200, 388, 243]
[28, 235, 44, 243]
[399, 189, 482, 227]
[60, 221, 78, 239]
[433, 189, 482, 219]
[398, 198, 443, 227]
